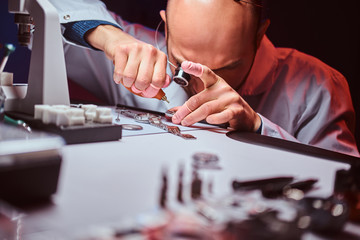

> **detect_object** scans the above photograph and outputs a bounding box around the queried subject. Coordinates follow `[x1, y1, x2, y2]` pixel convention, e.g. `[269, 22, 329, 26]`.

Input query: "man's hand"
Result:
[171, 61, 261, 132]
[85, 25, 170, 97]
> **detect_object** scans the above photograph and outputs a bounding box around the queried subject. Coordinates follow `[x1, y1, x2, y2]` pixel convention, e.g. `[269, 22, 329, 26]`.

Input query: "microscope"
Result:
[4, 0, 69, 116]
[2, 0, 122, 144]
[0, 0, 72, 208]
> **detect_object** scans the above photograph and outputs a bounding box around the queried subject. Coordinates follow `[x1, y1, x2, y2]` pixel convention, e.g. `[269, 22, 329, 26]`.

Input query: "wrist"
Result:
[63, 21, 121, 49]
[85, 25, 115, 51]
[85, 25, 132, 57]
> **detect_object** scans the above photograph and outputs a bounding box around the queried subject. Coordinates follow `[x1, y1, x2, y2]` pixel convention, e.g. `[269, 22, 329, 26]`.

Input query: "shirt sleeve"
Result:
[48, 0, 122, 47]
[49, 0, 120, 25]
[62, 20, 120, 49]
[258, 102, 360, 158]
[258, 114, 299, 142]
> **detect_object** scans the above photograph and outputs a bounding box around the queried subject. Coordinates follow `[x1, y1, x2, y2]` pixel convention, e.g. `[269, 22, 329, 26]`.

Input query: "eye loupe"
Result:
[173, 67, 191, 87]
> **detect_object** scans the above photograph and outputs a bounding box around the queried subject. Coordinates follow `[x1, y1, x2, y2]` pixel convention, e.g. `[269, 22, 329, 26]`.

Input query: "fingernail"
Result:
[181, 61, 203, 77]
[172, 114, 180, 124]
[131, 85, 143, 94]
[114, 75, 121, 84]
[142, 85, 158, 98]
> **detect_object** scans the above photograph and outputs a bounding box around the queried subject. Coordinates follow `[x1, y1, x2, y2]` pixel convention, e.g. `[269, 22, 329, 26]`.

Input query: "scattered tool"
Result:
[119, 109, 196, 139]
[159, 167, 168, 209]
[3, 115, 32, 133]
[0, 44, 16, 74]
[121, 124, 143, 131]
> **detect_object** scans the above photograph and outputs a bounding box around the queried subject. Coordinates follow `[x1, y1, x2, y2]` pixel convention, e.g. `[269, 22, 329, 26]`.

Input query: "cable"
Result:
[154, 20, 177, 69]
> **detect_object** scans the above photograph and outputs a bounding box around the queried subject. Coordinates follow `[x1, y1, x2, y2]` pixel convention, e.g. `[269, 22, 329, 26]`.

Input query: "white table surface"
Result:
[16, 108, 359, 239]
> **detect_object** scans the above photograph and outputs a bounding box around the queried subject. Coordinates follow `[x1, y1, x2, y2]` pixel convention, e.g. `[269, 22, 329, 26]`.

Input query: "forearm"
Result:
[85, 24, 136, 58]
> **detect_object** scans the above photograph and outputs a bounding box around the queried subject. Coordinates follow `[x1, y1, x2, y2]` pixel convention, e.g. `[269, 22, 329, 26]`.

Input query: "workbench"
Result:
[3, 107, 360, 239]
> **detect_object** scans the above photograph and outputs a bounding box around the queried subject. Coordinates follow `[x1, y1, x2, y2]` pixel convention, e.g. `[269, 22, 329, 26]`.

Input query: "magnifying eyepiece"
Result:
[173, 67, 191, 87]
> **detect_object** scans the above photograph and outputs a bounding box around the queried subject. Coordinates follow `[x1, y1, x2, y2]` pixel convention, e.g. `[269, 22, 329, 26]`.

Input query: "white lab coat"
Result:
[49, 0, 359, 157]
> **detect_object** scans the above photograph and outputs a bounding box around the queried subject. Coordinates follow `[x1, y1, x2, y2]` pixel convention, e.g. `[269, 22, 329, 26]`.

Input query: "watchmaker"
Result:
[49, 0, 359, 157]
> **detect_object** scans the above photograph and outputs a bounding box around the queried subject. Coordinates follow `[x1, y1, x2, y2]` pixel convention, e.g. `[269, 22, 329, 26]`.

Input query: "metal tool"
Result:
[4, 115, 32, 133]
[115, 112, 120, 122]
[192, 152, 221, 170]
[118, 109, 138, 119]
[119, 109, 196, 139]
[191, 170, 202, 200]
[0, 44, 16, 74]
[159, 167, 168, 209]
[121, 124, 143, 131]
[177, 163, 184, 203]
[164, 109, 175, 121]
[145, 114, 196, 139]
[334, 166, 360, 222]
[1, 86, 32, 132]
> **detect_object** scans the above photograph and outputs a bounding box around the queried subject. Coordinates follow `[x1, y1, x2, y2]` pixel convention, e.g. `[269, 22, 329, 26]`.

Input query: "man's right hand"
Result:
[85, 25, 170, 98]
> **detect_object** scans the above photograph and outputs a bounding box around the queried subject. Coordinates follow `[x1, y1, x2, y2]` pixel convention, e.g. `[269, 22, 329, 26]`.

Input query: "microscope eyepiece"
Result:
[173, 67, 191, 87]
[14, 14, 33, 46]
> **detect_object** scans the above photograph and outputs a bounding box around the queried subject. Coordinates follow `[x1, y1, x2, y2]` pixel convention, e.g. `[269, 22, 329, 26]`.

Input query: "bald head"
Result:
[162, 0, 269, 92]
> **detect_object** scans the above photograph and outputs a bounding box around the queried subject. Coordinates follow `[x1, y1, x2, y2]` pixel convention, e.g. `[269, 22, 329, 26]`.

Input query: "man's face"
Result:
[164, 0, 261, 94]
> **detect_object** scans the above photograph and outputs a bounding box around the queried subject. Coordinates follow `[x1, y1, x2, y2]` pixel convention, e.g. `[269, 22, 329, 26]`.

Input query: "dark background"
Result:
[0, 0, 359, 151]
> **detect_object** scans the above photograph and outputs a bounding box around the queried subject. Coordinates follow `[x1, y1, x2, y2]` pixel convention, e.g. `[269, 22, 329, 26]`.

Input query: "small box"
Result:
[0, 123, 64, 205]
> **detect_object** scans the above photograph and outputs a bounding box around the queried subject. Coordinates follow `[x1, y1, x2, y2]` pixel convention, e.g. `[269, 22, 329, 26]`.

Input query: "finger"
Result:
[143, 75, 171, 98]
[181, 61, 218, 88]
[204, 92, 246, 124]
[181, 100, 224, 126]
[122, 53, 140, 87]
[172, 91, 214, 124]
[162, 75, 171, 88]
[143, 55, 168, 97]
[205, 108, 235, 125]
[181, 61, 203, 77]
[134, 56, 156, 91]
[113, 53, 128, 84]
[173, 89, 237, 125]
[172, 102, 192, 124]
[168, 106, 180, 112]
[151, 53, 168, 89]
[143, 84, 160, 98]
[131, 84, 143, 94]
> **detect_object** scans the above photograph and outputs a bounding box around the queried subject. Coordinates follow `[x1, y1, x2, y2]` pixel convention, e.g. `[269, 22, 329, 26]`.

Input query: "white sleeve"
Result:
[48, 0, 120, 26]
[258, 113, 360, 157]
[258, 114, 299, 143]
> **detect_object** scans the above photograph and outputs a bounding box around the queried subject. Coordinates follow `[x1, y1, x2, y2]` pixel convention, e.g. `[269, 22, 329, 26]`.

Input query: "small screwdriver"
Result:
[0, 44, 16, 74]
[4, 115, 32, 133]
[124, 86, 169, 103]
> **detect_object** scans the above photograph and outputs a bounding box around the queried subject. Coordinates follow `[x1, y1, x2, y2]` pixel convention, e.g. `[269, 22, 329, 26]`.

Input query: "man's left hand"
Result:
[171, 61, 261, 132]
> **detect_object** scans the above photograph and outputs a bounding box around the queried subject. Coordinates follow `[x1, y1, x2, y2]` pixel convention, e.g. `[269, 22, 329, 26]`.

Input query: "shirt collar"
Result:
[238, 35, 278, 96]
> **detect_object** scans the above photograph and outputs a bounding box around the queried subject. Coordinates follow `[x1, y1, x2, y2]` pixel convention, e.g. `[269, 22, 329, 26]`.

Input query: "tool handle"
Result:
[4, 115, 25, 126]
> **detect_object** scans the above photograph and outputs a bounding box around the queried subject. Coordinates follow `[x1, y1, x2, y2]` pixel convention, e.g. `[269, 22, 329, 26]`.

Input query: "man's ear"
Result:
[160, 10, 166, 22]
[160, 10, 167, 38]
[256, 19, 270, 49]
